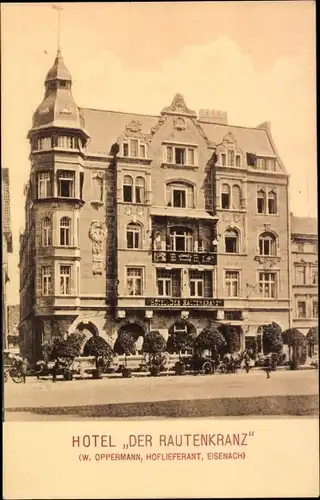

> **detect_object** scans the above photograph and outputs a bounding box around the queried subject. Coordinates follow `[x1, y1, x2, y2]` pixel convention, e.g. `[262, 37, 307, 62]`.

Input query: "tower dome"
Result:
[30, 49, 88, 139]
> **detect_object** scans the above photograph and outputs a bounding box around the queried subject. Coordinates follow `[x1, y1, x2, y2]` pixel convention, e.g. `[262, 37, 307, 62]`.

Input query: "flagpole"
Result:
[52, 5, 63, 51]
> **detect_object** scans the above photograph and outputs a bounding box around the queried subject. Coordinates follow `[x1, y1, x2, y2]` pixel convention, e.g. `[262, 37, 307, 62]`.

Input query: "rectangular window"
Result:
[189, 271, 204, 297]
[42, 266, 52, 296]
[297, 242, 304, 252]
[297, 301, 306, 318]
[38, 172, 52, 199]
[266, 158, 276, 171]
[127, 267, 143, 296]
[130, 139, 138, 158]
[187, 148, 195, 165]
[225, 271, 239, 297]
[60, 265, 71, 295]
[257, 158, 266, 170]
[173, 188, 186, 208]
[295, 266, 306, 285]
[257, 192, 265, 214]
[58, 171, 75, 198]
[123, 142, 129, 157]
[227, 150, 235, 166]
[166, 146, 173, 163]
[139, 144, 146, 158]
[175, 148, 185, 165]
[156, 270, 172, 297]
[235, 155, 241, 167]
[313, 301, 318, 318]
[313, 242, 318, 253]
[259, 272, 276, 298]
[221, 153, 226, 166]
[268, 192, 277, 214]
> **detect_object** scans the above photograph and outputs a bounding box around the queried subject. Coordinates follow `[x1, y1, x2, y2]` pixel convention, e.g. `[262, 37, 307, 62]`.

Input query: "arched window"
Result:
[60, 216, 71, 246]
[123, 175, 133, 203]
[126, 222, 142, 249]
[232, 185, 241, 209]
[225, 228, 239, 253]
[257, 189, 266, 214]
[268, 190, 277, 214]
[135, 177, 145, 204]
[41, 217, 52, 246]
[166, 181, 195, 208]
[221, 184, 230, 209]
[259, 232, 277, 256]
[170, 227, 193, 252]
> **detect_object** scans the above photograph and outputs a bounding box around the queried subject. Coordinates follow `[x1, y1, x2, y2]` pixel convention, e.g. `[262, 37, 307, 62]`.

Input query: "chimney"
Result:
[198, 109, 228, 125]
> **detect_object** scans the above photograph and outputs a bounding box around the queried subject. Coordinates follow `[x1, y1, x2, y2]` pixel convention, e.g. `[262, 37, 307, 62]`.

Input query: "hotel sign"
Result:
[152, 251, 217, 266]
[145, 298, 224, 308]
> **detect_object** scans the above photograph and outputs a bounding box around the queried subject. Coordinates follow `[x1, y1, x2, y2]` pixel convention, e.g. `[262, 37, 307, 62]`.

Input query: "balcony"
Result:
[152, 250, 217, 266]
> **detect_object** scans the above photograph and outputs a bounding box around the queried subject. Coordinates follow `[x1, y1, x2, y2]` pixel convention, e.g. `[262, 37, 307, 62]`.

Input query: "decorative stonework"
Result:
[88, 221, 107, 275]
[150, 115, 168, 135]
[161, 93, 197, 118]
[136, 207, 144, 216]
[174, 116, 186, 131]
[125, 207, 132, 216]
[125, 120, 142, 136]
[254, 256, 281, 268]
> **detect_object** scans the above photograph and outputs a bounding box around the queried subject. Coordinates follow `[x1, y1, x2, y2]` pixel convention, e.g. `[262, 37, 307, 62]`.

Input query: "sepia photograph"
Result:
[2, 2, 318, 424]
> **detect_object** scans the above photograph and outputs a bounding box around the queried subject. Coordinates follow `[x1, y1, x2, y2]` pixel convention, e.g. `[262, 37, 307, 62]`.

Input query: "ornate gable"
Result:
[161, 93, 197, 118]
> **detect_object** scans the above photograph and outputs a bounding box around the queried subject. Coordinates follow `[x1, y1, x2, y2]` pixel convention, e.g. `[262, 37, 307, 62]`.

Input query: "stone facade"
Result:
[19, 50, 314, 361]
[2, 167, 13, 350]
[291, 215, 318, 336]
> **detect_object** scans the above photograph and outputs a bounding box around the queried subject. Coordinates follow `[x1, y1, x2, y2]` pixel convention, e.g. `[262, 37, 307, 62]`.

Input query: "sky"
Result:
[1, 1, 317, 305]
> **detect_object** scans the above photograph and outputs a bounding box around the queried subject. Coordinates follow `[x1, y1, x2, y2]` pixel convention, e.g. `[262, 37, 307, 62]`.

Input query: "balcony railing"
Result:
[152, 250, 217, 265]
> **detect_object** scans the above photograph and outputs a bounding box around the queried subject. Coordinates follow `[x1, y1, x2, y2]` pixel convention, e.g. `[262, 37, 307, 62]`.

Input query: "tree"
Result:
[83, 336, 113, 369]
[167, 330, 194, 357]
[142, 330, 166, 356]
[142, 330, 166, 374]
[282, 328, 307, 367]
[223, 326, 240, 354]
[113, 331, 136, 356]
[262, 323, 283, 355]
[193, 328, 226, 357]
[51, 332, 85, 361]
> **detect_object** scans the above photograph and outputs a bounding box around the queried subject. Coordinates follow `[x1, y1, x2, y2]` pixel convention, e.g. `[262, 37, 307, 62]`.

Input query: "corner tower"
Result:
[22, 50, 90, 360]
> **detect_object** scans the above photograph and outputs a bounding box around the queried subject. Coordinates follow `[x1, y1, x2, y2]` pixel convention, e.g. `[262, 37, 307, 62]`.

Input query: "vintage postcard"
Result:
[2, 1, 319, 498]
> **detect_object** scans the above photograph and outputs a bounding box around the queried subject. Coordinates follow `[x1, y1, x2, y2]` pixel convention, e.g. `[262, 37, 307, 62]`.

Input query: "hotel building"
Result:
[19, 50, 293, 360]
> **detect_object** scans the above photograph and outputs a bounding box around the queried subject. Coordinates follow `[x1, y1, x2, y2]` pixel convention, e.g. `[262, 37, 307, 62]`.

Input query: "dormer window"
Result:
[58, 170, 75, 198]
[256, 157, 276, 171]
[122, 139, 147, 158]
[164, 144, 197, 166]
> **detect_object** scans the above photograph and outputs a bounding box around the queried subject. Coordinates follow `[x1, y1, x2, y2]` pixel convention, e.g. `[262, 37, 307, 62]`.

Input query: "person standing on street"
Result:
[265, 355, 271, 379]
[21, 357, 29, 384]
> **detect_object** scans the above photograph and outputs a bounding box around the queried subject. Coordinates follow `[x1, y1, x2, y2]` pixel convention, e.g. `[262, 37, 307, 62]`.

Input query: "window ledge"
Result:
[161, 162, 198, 170]
[255, 213, 279, 217]
[217, 208, 246, 212]
[254, 256, 281, 265]
[220, 252, 248, 257]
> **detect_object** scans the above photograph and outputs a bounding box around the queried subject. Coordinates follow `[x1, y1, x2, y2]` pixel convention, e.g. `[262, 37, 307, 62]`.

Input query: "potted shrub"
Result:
[142, 330, 166, 377]
[167, 327, 194, 375]
[114, 331, 136, 378]
[283, 328, 307, 369]
[194, 327, 226, 359]
[51, 332, 85, 380]
[83, 336, 113, 379]
[261, 323, 283, 371]
[306, 326, 318, 358]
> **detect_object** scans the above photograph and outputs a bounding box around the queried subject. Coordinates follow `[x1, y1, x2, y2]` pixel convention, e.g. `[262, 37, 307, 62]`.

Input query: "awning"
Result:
[150, 206, 218, 220]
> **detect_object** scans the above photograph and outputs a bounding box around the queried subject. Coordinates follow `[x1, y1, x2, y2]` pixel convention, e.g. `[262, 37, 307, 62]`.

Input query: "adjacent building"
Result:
[291, 215, 318, 336]
[19, 50, 307, 360]
[2, 167, 13, 350]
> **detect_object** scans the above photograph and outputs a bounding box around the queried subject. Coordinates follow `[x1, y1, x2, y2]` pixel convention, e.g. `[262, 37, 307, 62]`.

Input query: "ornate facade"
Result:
[2, 167, 13, 350]
[19, 51, 295, 360]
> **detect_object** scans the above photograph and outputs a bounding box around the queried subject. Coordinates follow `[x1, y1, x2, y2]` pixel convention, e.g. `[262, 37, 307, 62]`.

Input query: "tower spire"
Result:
[52, 4, 63, 51]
